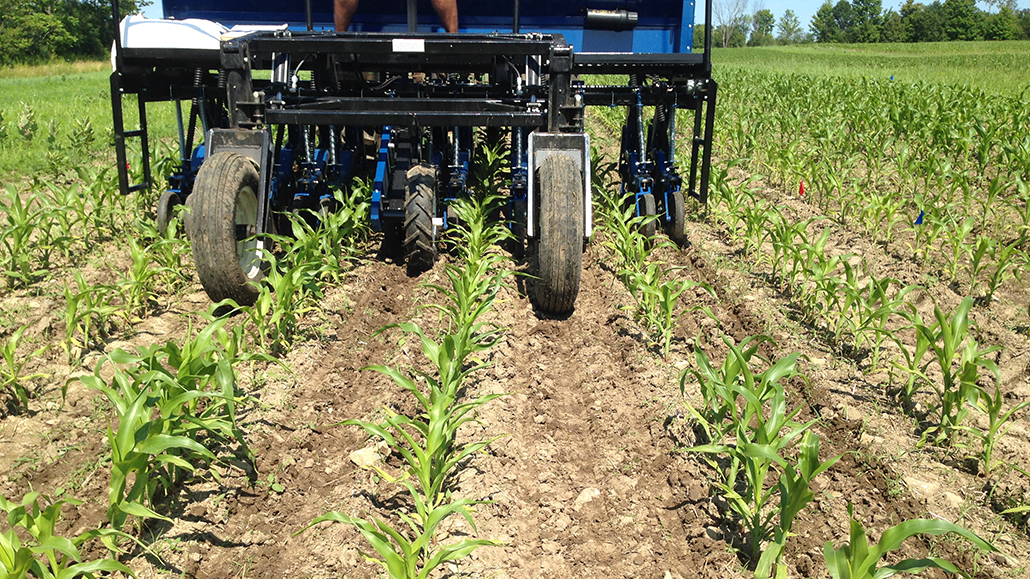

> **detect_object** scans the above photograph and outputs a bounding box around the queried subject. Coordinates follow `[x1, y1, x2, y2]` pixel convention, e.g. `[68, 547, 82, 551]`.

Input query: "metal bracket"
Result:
[526, 131, 592, 241]
[205, 128, 274, 235]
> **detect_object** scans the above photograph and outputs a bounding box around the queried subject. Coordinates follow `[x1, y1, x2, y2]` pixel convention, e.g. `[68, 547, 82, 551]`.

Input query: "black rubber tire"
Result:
[156, 190, 182, 235]
[404, 164, 437, 272]
[534, 153, 583, 315]
[666, 190, 686, 246]
[638, 193, 657, 239]
[187, 151, 267, 306]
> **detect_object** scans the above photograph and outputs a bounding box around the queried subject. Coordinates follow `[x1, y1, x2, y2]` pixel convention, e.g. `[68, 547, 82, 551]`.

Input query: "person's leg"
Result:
[334, 0, 359, 31]
[430, 0, 458, 33]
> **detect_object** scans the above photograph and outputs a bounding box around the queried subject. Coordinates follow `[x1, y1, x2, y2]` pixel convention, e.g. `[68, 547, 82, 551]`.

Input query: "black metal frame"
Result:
[109, 0, 716, 205]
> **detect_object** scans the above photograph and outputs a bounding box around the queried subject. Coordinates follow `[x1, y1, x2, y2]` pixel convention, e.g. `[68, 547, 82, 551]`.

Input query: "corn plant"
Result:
[278, 184, 370, 282]
[0, 185, 47, 287]
[61, 273, 119, 365]
[144, 216, 193, 294]
[301, 493, 497, 579]
[623, 261, 711, 358]
[901, 298, 1001, 447]
[683, 336, 832, 571]
[982, 238, 1025, 302]
[222, 253, 322, 355]
[757, 431, 840, 579]
[849, 273, 918, 371]
[967, 379, 1030, 478]
[305, 190, 505, 578]
[0, 492, 134, 579]
[356, 322, 504, 507]
[118, 236, 170, 321]
[0, 325, 49, 412]
[79, 319, 258, 536]
[824, 503, 998, 579]
[598, 194, 654, 277]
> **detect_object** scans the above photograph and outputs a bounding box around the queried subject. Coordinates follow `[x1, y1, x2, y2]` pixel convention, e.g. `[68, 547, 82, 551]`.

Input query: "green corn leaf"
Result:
[113, 500, 172, 523]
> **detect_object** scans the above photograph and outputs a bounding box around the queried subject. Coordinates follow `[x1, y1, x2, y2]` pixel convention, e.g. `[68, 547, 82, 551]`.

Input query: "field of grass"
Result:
[1, 40, 1030, 579]
[714, 40, 1030, 94]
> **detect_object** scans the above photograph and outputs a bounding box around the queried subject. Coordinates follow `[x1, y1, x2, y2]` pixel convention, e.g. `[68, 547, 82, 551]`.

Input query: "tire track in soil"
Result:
[442, 247, 739, 579]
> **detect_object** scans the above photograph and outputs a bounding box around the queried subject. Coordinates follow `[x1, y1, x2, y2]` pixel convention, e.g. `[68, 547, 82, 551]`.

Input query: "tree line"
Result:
[706, 0, 1030, 47]
[1, 0, 142, 65]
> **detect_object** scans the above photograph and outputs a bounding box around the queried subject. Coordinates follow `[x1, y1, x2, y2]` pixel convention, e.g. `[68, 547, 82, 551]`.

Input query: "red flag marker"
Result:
[798, 179, 805, 197]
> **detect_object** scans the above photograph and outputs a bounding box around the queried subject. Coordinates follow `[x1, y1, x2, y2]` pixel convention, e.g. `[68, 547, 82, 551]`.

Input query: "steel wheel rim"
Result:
[236, 185, 262, 279]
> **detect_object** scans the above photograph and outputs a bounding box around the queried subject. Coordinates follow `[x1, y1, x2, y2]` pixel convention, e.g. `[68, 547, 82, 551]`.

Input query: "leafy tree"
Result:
[811, 0, 847, 42]
[776, 9, 804, 43]
[880, 8, 906, 41]
[943, 0, 982, 40]
[0, 0, 145, 64]
[848, 0, 882, 42]
[903, 0, 948, 42]
[983, 5, 1023, 39]
[749, 8, 776, 45]
[693, 23, 712, 51]
[714, 0, 751, 48]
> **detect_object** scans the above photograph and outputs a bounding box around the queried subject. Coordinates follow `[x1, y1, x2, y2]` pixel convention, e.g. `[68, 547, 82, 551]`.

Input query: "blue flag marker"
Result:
[914, 210, 924, 225]
[890, 75, 894, 81]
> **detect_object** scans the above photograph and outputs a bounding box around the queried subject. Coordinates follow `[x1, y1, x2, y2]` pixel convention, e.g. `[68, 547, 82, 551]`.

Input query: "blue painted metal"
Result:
[371, 127, 391, 232]
[163, 0, 695, 53]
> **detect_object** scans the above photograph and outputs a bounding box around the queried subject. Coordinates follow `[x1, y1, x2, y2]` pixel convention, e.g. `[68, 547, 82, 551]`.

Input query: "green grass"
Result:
[714, 40, 1030, 95]
[0, 64, 176, 181]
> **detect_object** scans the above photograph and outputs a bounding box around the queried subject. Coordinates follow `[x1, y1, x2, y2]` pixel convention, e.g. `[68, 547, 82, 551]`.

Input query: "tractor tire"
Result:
[187, 151, 267, 306]
[666, 190, 686, 246]
[534, 153, 583, 315]
[156, 190, 182, 235]
[404, 164, 437, 272]
[638, 193, 657, 239]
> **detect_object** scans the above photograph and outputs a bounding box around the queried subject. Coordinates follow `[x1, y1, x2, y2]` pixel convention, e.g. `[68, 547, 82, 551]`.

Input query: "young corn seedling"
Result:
[824, 503, 999, 579]
[0, 185, 46, 287]
[968, 378, 1030, 478]
[599, 194, 655, 279]
[0, 325, 49, 413]
[307, 189, 504, 579]
[61, 273, 119, 365]
[943, 217, 976, 280]
[79, 319, 257, 536]
[852, 275, 918, 371]
[684, 335, 824, 570]
[903, 297, 1000, 447]
[982, 238, 1025, 303]
[0, 492, 134, 578]
[623, 261, 712, 359]
[300, 490, 498, 579]
[756, 431, 840, 579]
[118, 236, 170, 321]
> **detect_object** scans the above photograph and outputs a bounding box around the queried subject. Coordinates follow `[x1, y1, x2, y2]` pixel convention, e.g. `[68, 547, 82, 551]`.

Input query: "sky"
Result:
[142, 1, 1029, 32]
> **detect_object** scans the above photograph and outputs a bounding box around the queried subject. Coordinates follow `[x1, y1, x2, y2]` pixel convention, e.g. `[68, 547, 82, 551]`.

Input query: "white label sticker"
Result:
[393, 38, 425, 53]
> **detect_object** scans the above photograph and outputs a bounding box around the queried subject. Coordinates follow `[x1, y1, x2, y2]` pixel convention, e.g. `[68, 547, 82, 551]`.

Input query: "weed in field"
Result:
[16, 103, 37, 141]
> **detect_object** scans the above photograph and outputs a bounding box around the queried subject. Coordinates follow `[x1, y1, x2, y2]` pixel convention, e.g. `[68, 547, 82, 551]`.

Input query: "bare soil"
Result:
[3, 174, 1030, 579]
